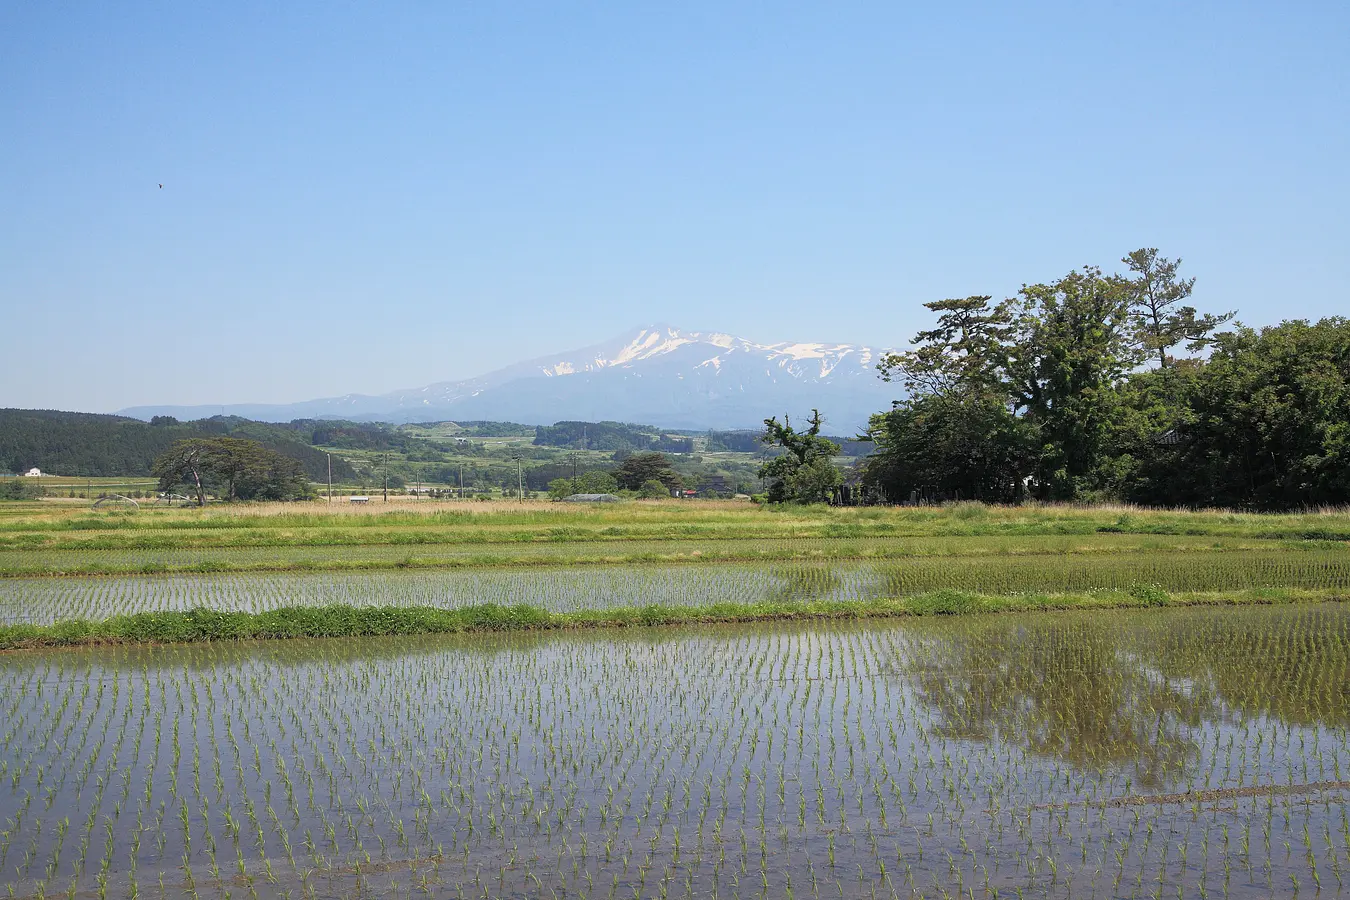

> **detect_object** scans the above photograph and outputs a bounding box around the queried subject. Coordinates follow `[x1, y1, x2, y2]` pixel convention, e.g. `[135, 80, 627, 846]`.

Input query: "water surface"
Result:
[2, 604, 1347, 897]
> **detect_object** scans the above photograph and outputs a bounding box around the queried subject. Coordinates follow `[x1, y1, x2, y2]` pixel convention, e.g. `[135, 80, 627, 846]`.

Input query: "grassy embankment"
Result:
[2, 500, 1347, 649]
[2, 499, 1349, 575]
[1, 586, 1340, 651]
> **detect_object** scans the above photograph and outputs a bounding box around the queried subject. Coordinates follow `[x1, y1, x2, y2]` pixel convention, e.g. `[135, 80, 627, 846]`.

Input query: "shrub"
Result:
[638, 479, 670, 499]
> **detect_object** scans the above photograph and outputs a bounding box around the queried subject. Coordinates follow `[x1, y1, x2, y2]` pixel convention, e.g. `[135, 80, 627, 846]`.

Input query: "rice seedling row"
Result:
[4, 550, 1350, 627]
[1, 605, 1346, 899]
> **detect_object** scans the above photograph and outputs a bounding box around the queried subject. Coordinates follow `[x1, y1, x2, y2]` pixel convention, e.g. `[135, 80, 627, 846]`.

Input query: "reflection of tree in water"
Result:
[907, 617, 1209, 788]
[767, 566, 842, 604]
[1132, 605, 1350, 728]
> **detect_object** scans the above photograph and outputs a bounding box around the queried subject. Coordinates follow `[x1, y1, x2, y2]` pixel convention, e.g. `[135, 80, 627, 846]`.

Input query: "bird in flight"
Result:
[158, 183, 163, 189]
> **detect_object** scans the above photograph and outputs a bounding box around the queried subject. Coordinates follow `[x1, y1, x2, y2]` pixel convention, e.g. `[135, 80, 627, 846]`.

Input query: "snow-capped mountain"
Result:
[120, 326, 899, 431]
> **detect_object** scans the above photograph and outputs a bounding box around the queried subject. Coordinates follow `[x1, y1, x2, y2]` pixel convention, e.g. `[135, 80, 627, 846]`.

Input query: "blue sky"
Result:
[3, 2, 1346, 412]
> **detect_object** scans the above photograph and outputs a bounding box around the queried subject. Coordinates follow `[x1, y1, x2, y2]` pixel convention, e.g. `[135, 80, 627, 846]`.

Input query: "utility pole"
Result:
[326, 453, 332, 503]
[458, 464, 464, 500]
[382, 450, 388, 502]
[510, 452, 523, 503]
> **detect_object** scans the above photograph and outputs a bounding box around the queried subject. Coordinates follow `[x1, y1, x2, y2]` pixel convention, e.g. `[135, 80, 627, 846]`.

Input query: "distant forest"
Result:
[0, 410, 357, 481]
[533, 421, 694, 453]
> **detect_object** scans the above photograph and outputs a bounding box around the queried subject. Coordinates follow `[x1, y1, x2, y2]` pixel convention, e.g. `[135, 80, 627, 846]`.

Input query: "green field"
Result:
[2, 499, 1350, 650]
[2, 500, 1350, 898]
[0, 475, 160, 499]
[3, 498, 1350, 584]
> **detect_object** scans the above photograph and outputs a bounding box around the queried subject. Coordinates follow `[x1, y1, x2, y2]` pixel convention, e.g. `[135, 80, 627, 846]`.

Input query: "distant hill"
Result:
[532, 421, 694, 453]
[0, 409, 357, 480]
[119, 325, 900, 432]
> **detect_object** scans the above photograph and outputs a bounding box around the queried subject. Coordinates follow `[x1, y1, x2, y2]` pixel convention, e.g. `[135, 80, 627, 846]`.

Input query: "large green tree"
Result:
[1006, 266, 1136, 499]
[204, 437, 269, 501]
[866, 250, 1238, 504]
[613, 453, 682, 492]
[1161, 318, 1350, 509]
[868, 295, 1028, 502]
[862, 392, 1032, 504]
[152, 438, 312, 503]
[152, 440, 212, 506]
[759, 410, 842, 503]
[876, 295, 1013, 396]
[1122, 249, 1233, 369]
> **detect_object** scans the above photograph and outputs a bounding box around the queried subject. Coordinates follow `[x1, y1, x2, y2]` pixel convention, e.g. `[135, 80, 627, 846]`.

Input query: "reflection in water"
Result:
[907, 616, 1208, 786]
[767, 565, 844, 603]
[0, 604, 1346, 899]
[1141, 604, 1350, 726]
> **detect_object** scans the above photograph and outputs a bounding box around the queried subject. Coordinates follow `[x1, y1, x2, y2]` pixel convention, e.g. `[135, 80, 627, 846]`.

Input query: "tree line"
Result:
[533, 421, 694, 453]
[545, 452, 686, 499]
[823, 248, 1349, 510]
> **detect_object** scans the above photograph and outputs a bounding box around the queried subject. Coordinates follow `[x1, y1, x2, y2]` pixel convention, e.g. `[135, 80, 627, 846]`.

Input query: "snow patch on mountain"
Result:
[119, 324, 899, 430]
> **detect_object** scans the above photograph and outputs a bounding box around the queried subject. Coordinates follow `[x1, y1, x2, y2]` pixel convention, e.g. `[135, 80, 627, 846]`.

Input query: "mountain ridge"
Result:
[119, 326, 899, 431]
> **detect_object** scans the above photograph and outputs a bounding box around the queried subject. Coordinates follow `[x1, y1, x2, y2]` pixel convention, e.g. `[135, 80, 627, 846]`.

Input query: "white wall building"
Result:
[23, 468, 43, 478]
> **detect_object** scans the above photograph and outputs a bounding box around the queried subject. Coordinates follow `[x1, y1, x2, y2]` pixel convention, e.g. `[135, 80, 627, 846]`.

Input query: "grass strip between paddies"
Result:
[1, 586, 1344, 651]
[2, 538, 1343, 578]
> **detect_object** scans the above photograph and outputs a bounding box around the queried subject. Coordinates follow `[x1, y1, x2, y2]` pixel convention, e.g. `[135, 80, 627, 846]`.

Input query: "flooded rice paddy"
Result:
[5, 552, 1350, 626]
[2, 603, 1348, 898]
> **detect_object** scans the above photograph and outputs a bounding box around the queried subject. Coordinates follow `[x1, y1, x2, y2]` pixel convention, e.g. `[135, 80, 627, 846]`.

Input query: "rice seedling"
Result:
[0, 605, 1345, 898]
[2, 501, 1347, 896]
[3, 547, 1348, 628]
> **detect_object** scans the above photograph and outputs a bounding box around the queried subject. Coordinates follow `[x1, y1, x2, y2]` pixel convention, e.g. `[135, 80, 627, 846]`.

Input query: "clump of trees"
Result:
[534, 421, 693, 453]
[153, 438, 313, 504]
[859, 247, 1350, 510]
[1124, 319, 1350, 508]
[759, 410, 842, 503]
[0, 479, 43, 501]
[613, 453, 683, 492]
[547, 470, 620, 499]
[547, 452, 687, 500]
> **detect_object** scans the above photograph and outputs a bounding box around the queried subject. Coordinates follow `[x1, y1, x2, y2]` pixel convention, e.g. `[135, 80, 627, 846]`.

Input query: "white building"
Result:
[23, 468, 43, 478]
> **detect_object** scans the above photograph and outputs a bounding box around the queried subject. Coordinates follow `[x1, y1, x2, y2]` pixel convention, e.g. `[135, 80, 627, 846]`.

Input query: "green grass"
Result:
[2, 500, 1348, 554]
[1, 587, 1342, 650]
[0, 533, 1322, 577]
[4, 500, 1347, 649]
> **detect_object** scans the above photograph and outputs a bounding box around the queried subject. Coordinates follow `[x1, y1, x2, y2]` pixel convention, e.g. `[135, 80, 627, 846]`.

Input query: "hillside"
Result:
[0, 410, 357, 481]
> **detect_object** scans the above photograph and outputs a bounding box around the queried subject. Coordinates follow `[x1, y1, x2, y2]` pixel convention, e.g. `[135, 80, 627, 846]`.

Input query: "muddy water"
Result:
[1, 604, 1347, 898]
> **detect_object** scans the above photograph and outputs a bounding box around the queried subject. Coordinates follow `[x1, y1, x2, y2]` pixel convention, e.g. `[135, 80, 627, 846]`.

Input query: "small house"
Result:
[23, 468, 43, 478]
